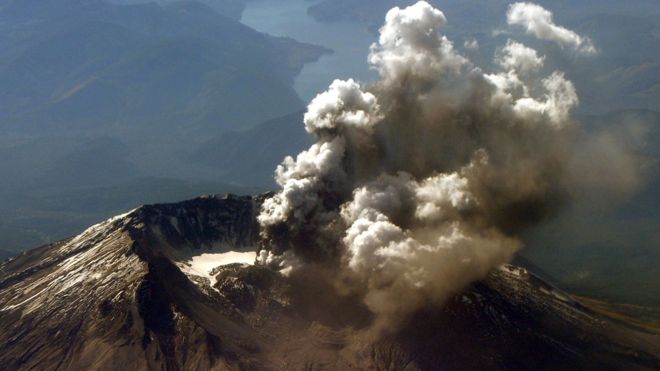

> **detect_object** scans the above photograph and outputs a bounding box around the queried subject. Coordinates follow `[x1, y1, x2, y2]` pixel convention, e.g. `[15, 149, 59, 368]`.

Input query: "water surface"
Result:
[241, 0, 377, 101]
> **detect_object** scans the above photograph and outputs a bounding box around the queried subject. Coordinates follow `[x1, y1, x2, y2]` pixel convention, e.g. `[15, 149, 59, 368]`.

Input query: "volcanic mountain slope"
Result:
[0, 194, 658, 370]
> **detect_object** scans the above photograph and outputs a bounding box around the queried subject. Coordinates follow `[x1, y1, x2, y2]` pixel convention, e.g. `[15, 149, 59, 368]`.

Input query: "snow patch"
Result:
[178, 251, 257, 287]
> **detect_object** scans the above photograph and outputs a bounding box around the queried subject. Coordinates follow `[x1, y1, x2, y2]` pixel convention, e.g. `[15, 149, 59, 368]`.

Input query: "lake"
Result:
[241, 0, 378, 101]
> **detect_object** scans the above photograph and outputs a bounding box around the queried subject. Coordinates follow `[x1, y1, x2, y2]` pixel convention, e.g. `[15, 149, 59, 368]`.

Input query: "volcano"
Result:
[0, 194, 658, 370]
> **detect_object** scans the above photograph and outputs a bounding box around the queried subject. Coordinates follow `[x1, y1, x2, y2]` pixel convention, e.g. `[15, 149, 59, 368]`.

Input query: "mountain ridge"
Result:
[1, 194, 658, 370]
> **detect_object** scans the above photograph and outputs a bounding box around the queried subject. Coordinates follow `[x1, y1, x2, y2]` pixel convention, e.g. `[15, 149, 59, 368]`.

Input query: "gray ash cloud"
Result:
[255, 1, 640, 327]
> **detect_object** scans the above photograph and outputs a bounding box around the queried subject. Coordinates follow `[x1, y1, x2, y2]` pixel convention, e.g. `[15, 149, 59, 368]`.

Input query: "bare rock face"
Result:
[0, 194, 658, 370]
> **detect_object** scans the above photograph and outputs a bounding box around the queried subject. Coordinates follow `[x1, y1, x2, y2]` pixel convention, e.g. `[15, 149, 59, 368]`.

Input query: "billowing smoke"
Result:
[256, 1, 620, 326]
[507, 2, 596, 55]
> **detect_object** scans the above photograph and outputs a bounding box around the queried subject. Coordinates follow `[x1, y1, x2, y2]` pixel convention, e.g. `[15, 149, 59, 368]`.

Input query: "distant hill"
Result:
[103, 0, 247, 20]
[191, 110, 312, 186]
[0, 0, 328, 135]
[0, 0, 328, 252]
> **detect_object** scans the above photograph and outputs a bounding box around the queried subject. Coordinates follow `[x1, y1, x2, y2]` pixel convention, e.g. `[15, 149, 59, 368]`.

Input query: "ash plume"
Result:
[256, 1, 635, 326]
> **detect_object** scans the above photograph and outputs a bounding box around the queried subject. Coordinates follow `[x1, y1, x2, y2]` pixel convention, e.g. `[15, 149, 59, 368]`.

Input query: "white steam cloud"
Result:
[507, 2, 596, 55]
[257, 2, 620, 326]
[463, 38, 479, 51]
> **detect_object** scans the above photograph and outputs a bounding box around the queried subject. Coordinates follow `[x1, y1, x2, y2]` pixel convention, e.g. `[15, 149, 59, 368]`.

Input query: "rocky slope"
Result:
[0, 194, 658, 370]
